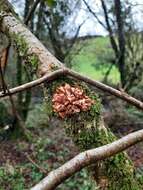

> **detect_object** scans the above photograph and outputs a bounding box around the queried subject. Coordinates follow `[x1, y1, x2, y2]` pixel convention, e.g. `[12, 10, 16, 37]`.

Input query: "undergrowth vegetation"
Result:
[0, 102, 94, 190]
[0, 37, 143, 189]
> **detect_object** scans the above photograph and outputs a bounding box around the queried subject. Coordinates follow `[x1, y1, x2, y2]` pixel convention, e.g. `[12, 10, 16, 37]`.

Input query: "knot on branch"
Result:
[52, 83, 95, 118]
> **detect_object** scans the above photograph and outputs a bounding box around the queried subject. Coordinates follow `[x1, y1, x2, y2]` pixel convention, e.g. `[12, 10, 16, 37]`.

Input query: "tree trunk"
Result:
[45, 78, 140, 190]
[114, 0, 126, 88]
[0, 1, 140, 189]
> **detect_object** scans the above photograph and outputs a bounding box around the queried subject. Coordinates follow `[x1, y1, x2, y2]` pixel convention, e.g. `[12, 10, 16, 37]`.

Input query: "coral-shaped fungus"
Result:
[52, 83, 95, 118]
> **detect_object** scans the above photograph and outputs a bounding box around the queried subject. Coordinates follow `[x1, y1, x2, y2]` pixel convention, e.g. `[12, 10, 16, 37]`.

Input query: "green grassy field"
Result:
[71, 37, 120, 84]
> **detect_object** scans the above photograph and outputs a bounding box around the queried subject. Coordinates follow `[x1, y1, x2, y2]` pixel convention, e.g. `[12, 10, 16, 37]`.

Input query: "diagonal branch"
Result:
[24, 0, 41, 25]
[0, 68, 143, 111]
[64, 19, 87, 58]
[0, 0, 143, 112]
[31, 128, 143, 190]
[0, 69, 66, 98]
[100, 0, 119, 57]
[0, 0, 63, 77]
[66, 69, 143, 110]
[83, 0, 107, 29]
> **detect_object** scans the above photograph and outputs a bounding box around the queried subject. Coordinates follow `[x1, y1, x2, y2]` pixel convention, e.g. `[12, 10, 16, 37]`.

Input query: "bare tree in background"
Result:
[1, 1, 143, 189]
[83, 0, 143, 90]
[35, 0, 84, 66]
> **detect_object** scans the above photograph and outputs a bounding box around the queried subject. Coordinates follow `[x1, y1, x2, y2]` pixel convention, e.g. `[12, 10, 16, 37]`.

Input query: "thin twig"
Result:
[31, 128, 143, 190]
[0, 68, 143, 111]
[66, 69, 143, 110]
[0, 69, 65, 98]
[82, 0, 107, 29]
[24, 0, 41, 25]
[25, 153, 47, 174]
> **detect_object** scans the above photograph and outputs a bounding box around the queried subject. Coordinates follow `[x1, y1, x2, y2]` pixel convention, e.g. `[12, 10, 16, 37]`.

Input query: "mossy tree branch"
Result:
[0, 1, 142, 189]
[0, 68, 143, 111]
[0, 0, 63, 77]
[31, 128, 143, 190]
[0, 0, 143, 110]
[43, 79, 140, 189]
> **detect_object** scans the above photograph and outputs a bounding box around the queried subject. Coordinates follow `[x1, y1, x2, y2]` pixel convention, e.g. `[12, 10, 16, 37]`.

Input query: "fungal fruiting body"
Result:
[52, 83, 95, 118]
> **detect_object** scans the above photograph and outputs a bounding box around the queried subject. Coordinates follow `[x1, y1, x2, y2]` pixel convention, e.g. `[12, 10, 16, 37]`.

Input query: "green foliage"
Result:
[0, 118, 94, 190]
[58, 169, 94, 190]
[71, 37, 120, 83]
[0, 166, 25, 190]
[44, 78, 141, 189]
[136, 167, 143, 186]
[26, 104, 49, 129]
[45, 0, 57, 7]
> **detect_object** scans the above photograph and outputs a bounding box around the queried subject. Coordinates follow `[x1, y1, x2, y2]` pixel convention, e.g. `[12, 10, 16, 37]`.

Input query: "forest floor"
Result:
[1, 35, 143, 189]
[0, 119, 92, 190]
[0, 109, 143, 190]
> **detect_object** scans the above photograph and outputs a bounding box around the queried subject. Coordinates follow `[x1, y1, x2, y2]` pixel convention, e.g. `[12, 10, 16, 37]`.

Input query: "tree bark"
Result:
[0, 0, 63, 77]
[0, 1, 141, 189]
[114, 0, 126, 87]
[31, 128, 143, 190]
[101, 0, 119, 58]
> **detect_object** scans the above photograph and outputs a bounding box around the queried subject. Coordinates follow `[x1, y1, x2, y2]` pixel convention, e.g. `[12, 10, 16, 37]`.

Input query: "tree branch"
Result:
[66, 69, 143, 110]
[0, 0, 143, 112]
[0, 69, 65, 98]
[83, 0, 107, 29]
[0, 1, 63, 77]
[24, 0, 41, 25]
[0, 68, 143, 111]
[100, 0, 119, 57]
[31, 128, 143, 190]
[25, 153, 47, 174]
[64, 19, 86, 58]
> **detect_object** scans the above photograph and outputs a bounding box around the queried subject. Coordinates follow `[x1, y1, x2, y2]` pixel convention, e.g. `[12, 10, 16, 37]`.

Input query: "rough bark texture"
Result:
[114, 0, 126, 87]
[0, 1, 141, 189]
[0, 0, 63, 77]
[44, 78, 140, 190]
[31, 128, 143, 190]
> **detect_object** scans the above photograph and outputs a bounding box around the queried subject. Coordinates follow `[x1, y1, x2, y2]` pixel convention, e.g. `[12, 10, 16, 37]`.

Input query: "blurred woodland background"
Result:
[0, 0, 143, 189]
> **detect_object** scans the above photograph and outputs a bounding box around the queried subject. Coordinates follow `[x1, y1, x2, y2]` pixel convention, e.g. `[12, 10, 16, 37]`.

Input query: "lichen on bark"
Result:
[45, 77, 141, 190]
[0, 0, 14, 14]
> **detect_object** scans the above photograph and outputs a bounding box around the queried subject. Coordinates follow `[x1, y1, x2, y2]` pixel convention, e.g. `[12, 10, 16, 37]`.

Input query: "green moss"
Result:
[0, 4, 38, 73]
[0, 0, 14, 13]
[27, 54, 39, 74]
[13, 35, 28, 56]
[28, 55, 38, 67]
[11, 34, 39, 74]
[45, 77, 141, 190]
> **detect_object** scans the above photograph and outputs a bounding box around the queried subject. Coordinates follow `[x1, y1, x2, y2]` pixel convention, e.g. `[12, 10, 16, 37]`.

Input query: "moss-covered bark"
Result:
[45, 77, 141, 190]
[0, 2, 141, 188]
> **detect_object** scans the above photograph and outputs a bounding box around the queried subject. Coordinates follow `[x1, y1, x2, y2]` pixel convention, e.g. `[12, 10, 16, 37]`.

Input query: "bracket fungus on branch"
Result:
[52, 83, 95, 118]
